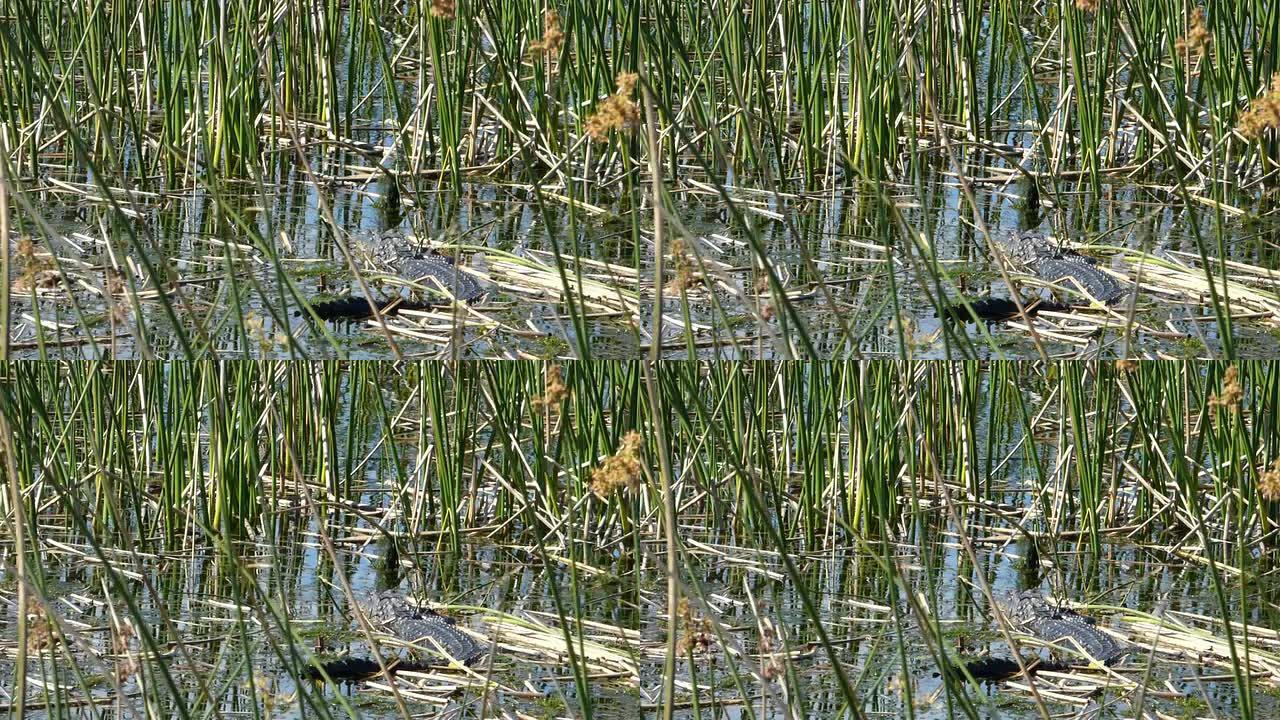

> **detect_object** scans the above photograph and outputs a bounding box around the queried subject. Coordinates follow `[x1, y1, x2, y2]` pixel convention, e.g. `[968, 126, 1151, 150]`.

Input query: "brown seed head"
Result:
[1239, 73, 1280, 140]
[430, 0, 455, 19]
[532, 364, 569, 409]
[585, 73, 641, 142]
[530, 10, 564, 56]
[666, 238, 703, 293]
[675, 601, 715, 655]
[1176, 9, 1213, 56]
[26, 603, 60, 653]
[1209, 365, 1243, 417]
[589, 430, 644, 498]
[1260, 458, 1280, 502]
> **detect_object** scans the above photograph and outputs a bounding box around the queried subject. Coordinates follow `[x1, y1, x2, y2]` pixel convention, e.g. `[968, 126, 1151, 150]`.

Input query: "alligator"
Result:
[304, 229, 484, 321]
[306, 591, 485, 681]
[954, 591, 1125, 682]
[944, 230, 1126, 323]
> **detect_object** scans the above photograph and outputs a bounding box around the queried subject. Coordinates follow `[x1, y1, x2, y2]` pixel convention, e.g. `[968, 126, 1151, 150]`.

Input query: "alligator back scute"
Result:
[308, 592, 485, 681]
[1000, 230, 1125, 305]
[1003, 231, 1061, 266]
[1005, 591, 1124, 666]
[395, 253, 484, 302]
[304, 230, 485, 322]
[1027, 257, 1124, 304]
[363, 591, 483, 665]
[1022, 616, 1123, 664]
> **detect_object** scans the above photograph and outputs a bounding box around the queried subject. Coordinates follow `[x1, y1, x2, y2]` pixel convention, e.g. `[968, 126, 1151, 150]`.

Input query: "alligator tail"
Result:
[303, 296, 436, 322]
[953, 655, 1070, 682]
[306, 656, 383, 680]
[305, 656, 432, 681]
[941, 297, 1071, 323]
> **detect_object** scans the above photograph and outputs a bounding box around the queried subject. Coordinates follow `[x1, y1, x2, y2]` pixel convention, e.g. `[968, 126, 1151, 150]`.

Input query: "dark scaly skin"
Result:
[1003, 231, 1124, 304]
[955, 655, 1071, 682]
[943, 230, 1123, 323]
[361, 591, 483, 664]
[363, 231, 483, 302]
[956, 591, 1124, 682]
[307, 230, 483, 321]
[1003, 591, 1123, 665]
[307, 591, 483, 681]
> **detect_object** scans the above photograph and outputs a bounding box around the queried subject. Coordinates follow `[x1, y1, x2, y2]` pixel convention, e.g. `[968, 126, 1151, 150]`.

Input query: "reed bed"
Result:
[1, 1, 1275, 190]
[1, 360, 1279, 718]
[0, 2, 1275, 358]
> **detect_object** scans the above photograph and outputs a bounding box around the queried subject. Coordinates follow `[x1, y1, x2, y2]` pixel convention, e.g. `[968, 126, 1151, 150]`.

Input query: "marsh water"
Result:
[11, 169, 1280, 360]
[5, 0, 1280, 717]
[6, 537, 1275, 718]
[7, 1, 1279, 360]
[648, 530, 1280, 719]
[2, 363, 1279, 719]
[6, 469, 1275, 719]
[0, 376, 644, 719]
